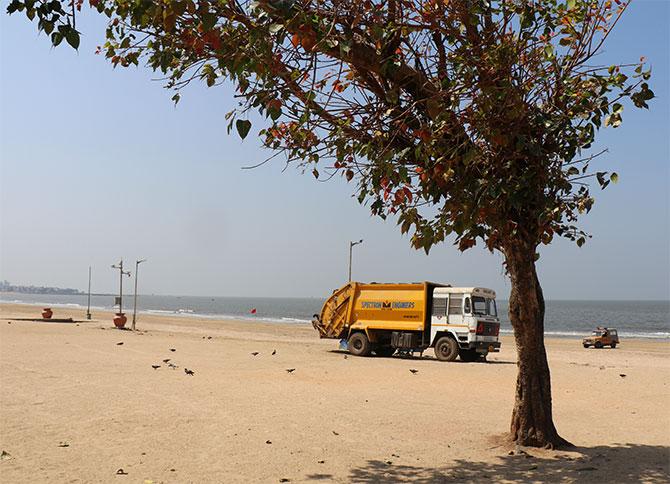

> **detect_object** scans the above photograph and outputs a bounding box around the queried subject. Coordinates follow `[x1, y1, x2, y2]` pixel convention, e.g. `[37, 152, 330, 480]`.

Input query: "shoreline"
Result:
[2, 299, 668, 341]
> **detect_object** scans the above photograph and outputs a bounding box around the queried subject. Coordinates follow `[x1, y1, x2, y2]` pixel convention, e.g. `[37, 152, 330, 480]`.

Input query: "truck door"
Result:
[447, 294, 464, 325]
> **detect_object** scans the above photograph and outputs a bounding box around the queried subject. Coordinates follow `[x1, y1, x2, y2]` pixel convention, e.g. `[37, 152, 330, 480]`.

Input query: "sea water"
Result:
[2, 292, 668, 339]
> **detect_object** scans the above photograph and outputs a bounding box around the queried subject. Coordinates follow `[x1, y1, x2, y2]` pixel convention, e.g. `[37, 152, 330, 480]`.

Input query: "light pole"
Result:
[111, 259, 131, 315]
[86, 266, 92, 320]
[348, 239, 363, 282]
[132, 258, 147, 331]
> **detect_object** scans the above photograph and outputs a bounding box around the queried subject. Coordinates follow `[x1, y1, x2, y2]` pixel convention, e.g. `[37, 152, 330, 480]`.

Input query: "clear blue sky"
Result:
[1, 2, 668, 299]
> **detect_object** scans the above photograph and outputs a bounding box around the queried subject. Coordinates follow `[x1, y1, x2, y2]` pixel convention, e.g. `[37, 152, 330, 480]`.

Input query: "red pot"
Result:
[113, 313, 127, 328]
[42, 308, 53, 319]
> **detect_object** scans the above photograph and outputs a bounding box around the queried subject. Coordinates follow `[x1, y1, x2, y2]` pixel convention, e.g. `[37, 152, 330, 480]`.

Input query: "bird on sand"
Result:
[169, 348, 176, 352]
[151, 365, 160, 370]
[116, 342, 124, 346]
[409, 369, 419, 374]
[619, 373, 627, 378]
[286, 368, 296, 373]
[251, 352, 260, 356]
[162, 358, 171, 363]
[184, 368, 195, 376]
[272, 349, 277, 355]
[168, 363, 178, 369]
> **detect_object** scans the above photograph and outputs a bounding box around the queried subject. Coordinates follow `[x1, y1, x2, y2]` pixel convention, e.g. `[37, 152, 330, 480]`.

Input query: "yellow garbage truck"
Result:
[312, 282, 501, 361]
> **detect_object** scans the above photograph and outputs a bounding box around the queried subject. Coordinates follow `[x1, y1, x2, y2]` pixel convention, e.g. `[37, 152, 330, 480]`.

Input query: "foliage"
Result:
[7, 0, 653, 256]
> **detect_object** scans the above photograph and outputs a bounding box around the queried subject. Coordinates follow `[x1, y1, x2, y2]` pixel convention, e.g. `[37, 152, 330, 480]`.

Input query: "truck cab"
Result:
[430, 287, 501, 361]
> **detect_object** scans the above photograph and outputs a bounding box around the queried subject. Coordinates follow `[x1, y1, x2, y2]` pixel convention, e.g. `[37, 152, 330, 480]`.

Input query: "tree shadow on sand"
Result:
[310, 444, 669, 483]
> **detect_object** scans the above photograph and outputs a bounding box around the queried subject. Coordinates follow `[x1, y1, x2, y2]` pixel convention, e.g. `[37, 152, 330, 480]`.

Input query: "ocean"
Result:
[1, 292, 668, 340]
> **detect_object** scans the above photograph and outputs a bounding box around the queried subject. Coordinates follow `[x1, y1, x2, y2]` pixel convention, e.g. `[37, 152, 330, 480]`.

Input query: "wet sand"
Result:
[1, 303, 668, 483]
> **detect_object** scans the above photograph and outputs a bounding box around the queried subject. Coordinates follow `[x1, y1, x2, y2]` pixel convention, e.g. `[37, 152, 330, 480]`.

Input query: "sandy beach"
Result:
[0, 302, 668, 483]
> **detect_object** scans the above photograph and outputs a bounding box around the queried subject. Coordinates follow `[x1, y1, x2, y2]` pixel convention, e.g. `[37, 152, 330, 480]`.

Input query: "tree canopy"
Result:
[8, 0, 653, 255]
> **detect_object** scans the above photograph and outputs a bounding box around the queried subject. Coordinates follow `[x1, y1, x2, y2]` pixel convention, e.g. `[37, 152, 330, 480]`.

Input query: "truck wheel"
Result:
[458, 349, 480, 362]
[610, 342, 617, 349]
[348, 333, 371, 357]
[583, 344, 589, 348]
[434, 336, 459, 362]
[595, 342, 603, 349]
[375, 346, 395, 357]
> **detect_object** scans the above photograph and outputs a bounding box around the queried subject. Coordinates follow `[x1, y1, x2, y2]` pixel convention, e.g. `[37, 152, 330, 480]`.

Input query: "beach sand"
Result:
[1, 303, 668, 483]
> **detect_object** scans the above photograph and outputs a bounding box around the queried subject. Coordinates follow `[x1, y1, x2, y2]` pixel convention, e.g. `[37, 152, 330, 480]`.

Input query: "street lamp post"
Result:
[132, 258, 147, 331]
[348, 239, 363, 282]
[86, 266, 92, 320]
[111, 259, 131, 315]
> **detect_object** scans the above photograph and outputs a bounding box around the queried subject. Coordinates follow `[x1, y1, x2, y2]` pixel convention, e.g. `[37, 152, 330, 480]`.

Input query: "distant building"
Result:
[0, 280, 83, 295]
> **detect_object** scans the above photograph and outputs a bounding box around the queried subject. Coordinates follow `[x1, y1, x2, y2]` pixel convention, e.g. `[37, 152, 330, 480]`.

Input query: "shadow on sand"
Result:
[306, 444, 669, 483]
[326, 349, 515, 365]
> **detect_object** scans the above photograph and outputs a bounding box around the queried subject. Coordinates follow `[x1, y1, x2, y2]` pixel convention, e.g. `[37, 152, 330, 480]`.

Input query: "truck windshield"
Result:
[472, 296, 497, 317]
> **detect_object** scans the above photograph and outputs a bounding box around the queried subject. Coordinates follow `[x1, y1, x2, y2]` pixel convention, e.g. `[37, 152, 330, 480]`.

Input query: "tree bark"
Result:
[503, 238, 572, 449]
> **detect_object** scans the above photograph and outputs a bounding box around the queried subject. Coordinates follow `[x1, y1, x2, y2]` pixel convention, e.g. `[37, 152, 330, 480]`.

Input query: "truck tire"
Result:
[595, 341, 603, 349]
[434, 336, 459, 362]
[583, 343, 589, 348]
[458, 349, 480, 362]
[348, 333, 371, 357]
[375, 346, 395, 357]
[610, 342, 617, 349]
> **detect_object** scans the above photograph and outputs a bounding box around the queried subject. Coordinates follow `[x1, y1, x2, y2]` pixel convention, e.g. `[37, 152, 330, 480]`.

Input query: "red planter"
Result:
[42, 308, 53, 319]
[113, 313, 127, 328]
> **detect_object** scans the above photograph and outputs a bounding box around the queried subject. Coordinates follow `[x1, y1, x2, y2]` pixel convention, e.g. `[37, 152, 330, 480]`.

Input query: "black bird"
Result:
[266, 440, 272, 444]
[152, 365, 160, 370]
[619, 373, 627, 378]
[116, 469, 128, 475]
[58, 441, 69, 447]
[162, 359, 171, 363]
[272, 349, 277, 355]
[332, 431, 339, 436]
[116, 342, 124, 346]
[185, 368, 195, 376]
[286, 368, 295, 373]
[168, 363, 178, 369]
[409, 369, 419, 374]
[251, 352, 260, 356]
[170, 348, 176, 352]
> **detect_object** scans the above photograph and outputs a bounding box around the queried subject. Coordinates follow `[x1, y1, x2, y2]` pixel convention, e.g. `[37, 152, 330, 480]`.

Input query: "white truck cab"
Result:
[430, 287, 501, 361]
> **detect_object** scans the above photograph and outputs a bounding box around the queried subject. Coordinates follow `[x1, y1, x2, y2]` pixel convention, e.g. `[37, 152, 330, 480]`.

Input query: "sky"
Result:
[1, 2, 668, 300]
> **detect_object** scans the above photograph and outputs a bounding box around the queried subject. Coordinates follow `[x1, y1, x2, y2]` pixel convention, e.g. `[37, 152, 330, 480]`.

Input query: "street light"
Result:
[111, 259, 131, 316]
[132, 258, 147, 331]
[348, 239, 363, 282]
[86, 266, 92, 320]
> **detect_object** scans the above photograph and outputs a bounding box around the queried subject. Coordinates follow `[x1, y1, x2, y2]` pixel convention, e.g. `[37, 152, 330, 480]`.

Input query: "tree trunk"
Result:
[504, 238, 572, 449]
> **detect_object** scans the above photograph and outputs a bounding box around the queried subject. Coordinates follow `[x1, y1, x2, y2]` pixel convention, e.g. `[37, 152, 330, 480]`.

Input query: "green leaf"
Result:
[235, 119, 252, 140]
[51, 32, 63, 47]
[66, 30, 80, 49]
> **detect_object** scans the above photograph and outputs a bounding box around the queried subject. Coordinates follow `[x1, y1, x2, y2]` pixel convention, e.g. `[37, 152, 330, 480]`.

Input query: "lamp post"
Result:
[111, 259, 131, 315]
[348, 239, 363, 282]
[132, 258, 147, 331]
[86, 266, 92, 320]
